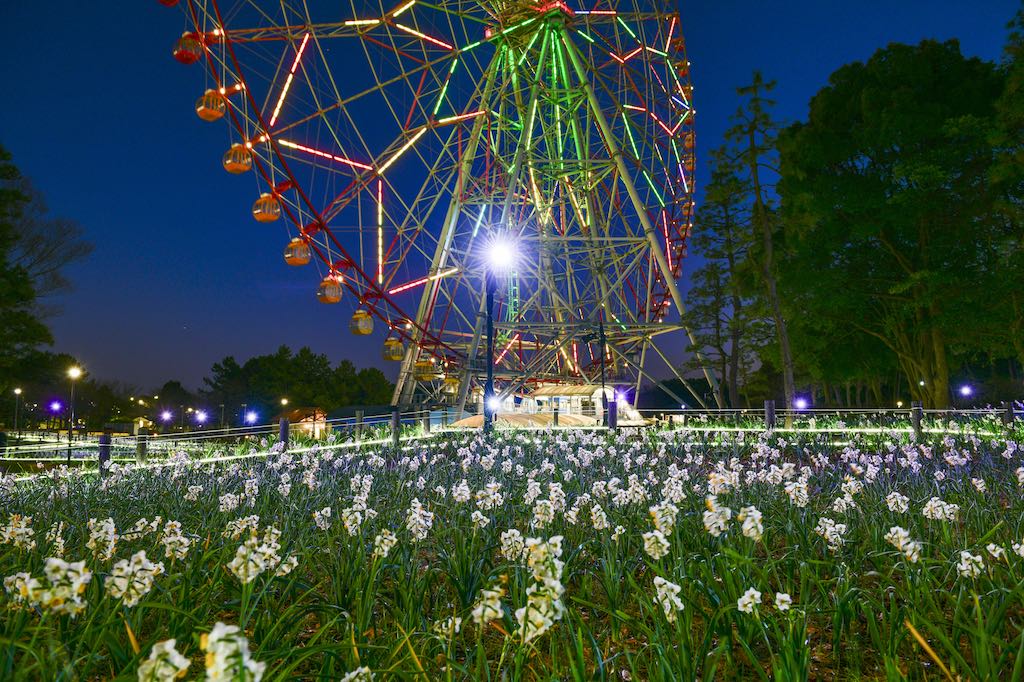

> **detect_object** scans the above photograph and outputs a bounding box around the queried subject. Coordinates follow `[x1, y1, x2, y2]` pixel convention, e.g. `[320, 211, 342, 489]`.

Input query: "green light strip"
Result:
[643, 169, 665, 207]
[616, 16, 638, 41]
[575, 29, 595, 44]
[621, 111, 641, 158]
[431, 56, 460, 116]
[516, 29, 542, 67]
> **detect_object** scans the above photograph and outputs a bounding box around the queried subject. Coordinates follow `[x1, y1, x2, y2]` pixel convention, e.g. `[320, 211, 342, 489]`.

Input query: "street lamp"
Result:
[482, 235, 519, 433]
[280, 398, 289, 406]
[195, 410, 208, 425]
[66, 366, 82, 462]
[12, 388, 21, 443]
[245, 411, 258, 425]
[580, 318, 610, 425]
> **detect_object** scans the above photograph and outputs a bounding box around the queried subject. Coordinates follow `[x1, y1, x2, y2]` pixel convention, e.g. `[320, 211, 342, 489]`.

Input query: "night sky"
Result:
[0, 1, 1016, 391]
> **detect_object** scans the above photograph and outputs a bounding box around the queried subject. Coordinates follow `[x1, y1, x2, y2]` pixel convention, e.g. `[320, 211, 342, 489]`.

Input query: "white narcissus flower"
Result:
[137, 638, 190, 681]
[737, 506, 763, 541]
[106, 550, 165, 607]
[956, 550, 984, 579]
[201, 622, 265, 681]
[987, 543, 1005, 560]
[431, 616, 462, 638]
[702, 496, 732, 537]
[774, 593, 792, 611]
[471, 583, 506, 625]
[313, 507, 332, 531]
[340, 668, 374, 682]
[372, 530, 398, 561]
[500, 529, 526, 562]
[471, 510, 489, 529]
[885, 491, 909, 514]
[737, 587, 761, 614]
[642, 530, 670, 560]
[405, 498, 434, 541]
[653, 576, 684, 622]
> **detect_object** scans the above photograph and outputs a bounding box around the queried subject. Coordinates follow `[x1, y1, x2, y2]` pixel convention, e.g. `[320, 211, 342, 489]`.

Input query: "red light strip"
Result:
[663, 211, 673, 272]
[494, 333, 521, 365]
[376, 179, 384, 284]
[622, 46, 643, 62]
[269, 33, 310, 127]
[276, 139, 373, 171]
[394, 23, 454, 50]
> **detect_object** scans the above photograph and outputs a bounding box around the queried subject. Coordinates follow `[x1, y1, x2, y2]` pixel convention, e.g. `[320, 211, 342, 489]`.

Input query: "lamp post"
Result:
[482, 235, 518, 433]
[598, 318, 607, 426]
[12, 388, 21, 443]
[66, 366, 82, 463]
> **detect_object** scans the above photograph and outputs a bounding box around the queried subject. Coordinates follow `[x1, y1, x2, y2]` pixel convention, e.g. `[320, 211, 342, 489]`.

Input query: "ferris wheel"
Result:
[161, 0, 719, 409]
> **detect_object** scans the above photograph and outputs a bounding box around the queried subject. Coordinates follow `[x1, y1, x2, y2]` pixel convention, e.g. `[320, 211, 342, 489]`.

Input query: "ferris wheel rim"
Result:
[192, 0, 461, 360]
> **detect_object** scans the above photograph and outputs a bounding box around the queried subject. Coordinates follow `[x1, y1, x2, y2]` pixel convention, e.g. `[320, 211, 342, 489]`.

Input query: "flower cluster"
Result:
[227, 525, 297, 584]
[201, 622, 265, 681]
[4, 557, 93, 617]
[515, 536, 566, 642]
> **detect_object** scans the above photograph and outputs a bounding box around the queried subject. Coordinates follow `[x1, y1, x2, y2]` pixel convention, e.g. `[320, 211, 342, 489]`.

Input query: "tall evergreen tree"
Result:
[725, 74, 797, 409]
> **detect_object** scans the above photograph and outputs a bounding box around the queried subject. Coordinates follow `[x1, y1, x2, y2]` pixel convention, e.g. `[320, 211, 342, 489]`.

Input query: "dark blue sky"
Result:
[0, 1, 1016, 390]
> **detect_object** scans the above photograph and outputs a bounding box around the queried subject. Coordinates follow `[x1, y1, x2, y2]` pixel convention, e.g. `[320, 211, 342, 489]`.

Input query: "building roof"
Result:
[531, 384, 612, 398]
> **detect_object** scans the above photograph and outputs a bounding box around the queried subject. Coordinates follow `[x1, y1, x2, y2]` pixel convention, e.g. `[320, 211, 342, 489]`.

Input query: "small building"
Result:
[528, 384, 615, 421]
[278, 407, 328, 438]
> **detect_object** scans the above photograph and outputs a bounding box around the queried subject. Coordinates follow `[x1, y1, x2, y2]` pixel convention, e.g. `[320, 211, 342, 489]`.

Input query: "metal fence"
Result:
[0, 408, 439, 472]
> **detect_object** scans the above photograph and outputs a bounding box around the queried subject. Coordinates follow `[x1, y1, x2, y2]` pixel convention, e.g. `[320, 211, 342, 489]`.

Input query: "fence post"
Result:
[764, 400, 776, 431]
[391, 408, 401, 449]
[98, 432, 112, 472]
[1001, 401, 1015, 427]
[136, 428, 148, 464]
[607, 401, 618, 430]
[552, 405, 559, 427]
[278, 418, 289, 452]
[421, 410, 431, 435]
[912, 401, 923, 441]
[355, 410, 364, 442]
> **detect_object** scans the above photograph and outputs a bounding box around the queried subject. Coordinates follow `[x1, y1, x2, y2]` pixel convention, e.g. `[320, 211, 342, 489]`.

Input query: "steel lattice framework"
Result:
[163, 0, 720, 409]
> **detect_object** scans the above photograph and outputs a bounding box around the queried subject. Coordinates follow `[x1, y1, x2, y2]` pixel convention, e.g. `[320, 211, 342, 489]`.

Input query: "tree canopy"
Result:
[776, 40, 1007, 407]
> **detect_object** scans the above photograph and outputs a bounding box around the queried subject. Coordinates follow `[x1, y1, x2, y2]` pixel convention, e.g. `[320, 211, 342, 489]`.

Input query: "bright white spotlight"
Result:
[794, 397, 809, 410]
[959, 385, 973, 397]
[195, 410, 209, 423]
[486, 396, 502, 413]
[245, 411, 258, 424]
[484, 235, 519, 273]
[160, 410, 172, 422]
